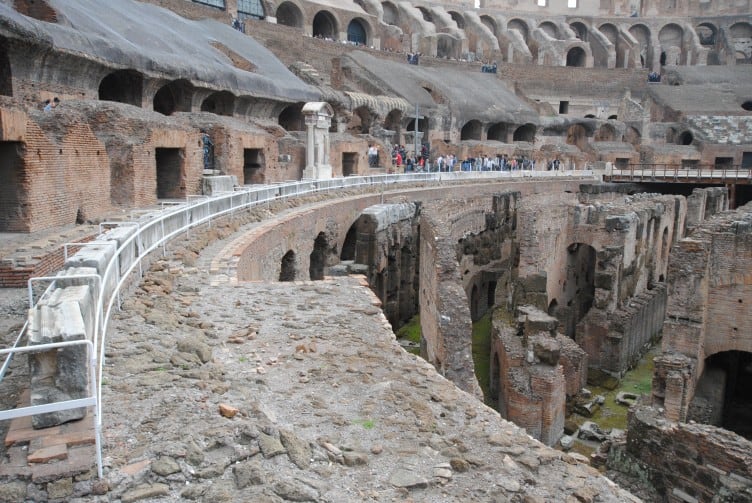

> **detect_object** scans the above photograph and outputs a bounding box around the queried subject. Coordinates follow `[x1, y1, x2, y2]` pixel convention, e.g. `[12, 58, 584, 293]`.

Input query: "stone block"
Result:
[202, 175, 237, 195]
[28, 286, 95, 428]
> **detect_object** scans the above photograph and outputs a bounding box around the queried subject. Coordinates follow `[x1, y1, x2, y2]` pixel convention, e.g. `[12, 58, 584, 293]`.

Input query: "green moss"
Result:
[472, 312, 493, 405]
[396, 315, 421, 355]
[570, 344, 659, 432]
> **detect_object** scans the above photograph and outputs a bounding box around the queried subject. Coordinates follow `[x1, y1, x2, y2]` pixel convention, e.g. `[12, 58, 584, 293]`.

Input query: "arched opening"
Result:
[470, 284, 480, 321]
[658, 23, 684, 66]
[566, 46, 586, 67]
[384, 109, 403, 139]
[743, 101, 752, 111]
[347, 18, 368, 45]
[436, 34, 459, 59]
[201, 91, 235, 116]
[381, 1, 398, 26]
[243, 148, 265, 184]
[480, 15, 497, 35]
[279, 250, 297, 281]
[416, 6, 432, 23]
[0, 38, 10, 97]
[0, 142, 27, 232]
[349, 106, 372, 134]
[562, 243, 596, 338]
[461, 120, 482, 141]
[547, 299, 559, 317]
[487, 122, 508, 142]
[513, 123, 536, 142]
[677, 130, 693, 145]
[448, 11, 465, 30]
[608, 115, 618, 120]
[153, 79, 193, 116]
[566, 124, 588, 150]
[695, 23, 716, 46]
[690, 351, 752, 440]
[539, 21, 559, 40]
[584, 114, 596, 118]
[406, 117, 427, 133]
[278, 103, 305, 131]
[629, 24, 652, 68]
[98, 70, 143, 106]
[595, 123, 617, 141]
[276, 1, 303, 28]
[730, 22, 752, 64]
[599, 23, 618, 44]
[570, 22, 588, 42]
[508, 19, 529, 43]
[340, 224, 357, 261]
[310, 232, 329, 280]
[624, 126, 641, 146]
[313, 11, 338, 40]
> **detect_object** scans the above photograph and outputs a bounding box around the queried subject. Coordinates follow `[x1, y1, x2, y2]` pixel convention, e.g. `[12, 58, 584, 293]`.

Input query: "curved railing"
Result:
[605, 163, 752, 184]
[0, 168, 596, 478]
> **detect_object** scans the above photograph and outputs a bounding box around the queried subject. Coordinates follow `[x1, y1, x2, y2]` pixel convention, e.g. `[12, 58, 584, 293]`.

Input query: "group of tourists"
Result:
[42, 97, 60, 111]
[480, 62, 498, 74]
[368, 143, 568, 173]
[406, 53, 421, 65]
[647, 71, 661, 83]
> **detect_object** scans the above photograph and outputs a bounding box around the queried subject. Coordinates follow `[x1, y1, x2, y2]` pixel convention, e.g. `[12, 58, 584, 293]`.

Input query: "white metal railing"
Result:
[0, 169, 596, 478]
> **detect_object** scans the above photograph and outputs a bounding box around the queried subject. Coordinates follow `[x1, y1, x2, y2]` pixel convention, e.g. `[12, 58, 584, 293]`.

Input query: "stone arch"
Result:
[595, 123, 617, 141]
[278, 102, 305, 131]
[276, 1, 304, 28]
[539, 21, 559, 40]
[448, 11, 465, 30]
[406, 116, 428, 133]
[624, 125, 641, 146]
[347, 18, 369, 45]
[547, 299, 559, 317]
[508, 19, 529, 43]
[480, 15, 497, 35]
[461, 120, 483, 141]
[0, 38, 10, 97]
[730, 22, 752, 64]
[487, 122, 508, 142]
[599, 22, 618, 44]
[570, 21, 588, 42]
[416, 6, 432, 23]
[566, 124, 588, 150]
[566, 46, 586, 67]
[201, 91, 235, 116]
[513, 123, 536, 142]
[381, 1, 399, 26]
[310, 231, 335, 280]
[153, 79, 193, 115]
[562, 242, 596, 338]
[98, 70, 143, 107]
[629, 24, 652, 68]
[384, 108, 403, 138]
[350, 105, 373, 134]
[313, 10, 339, 39]
[677, 130, 693, 145]
[658, 23, 684, 65]
[695, 22, 717, 46]
[279, 250, 297, 281]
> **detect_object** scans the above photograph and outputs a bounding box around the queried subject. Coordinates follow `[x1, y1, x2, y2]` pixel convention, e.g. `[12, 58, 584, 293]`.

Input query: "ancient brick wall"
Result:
[613, 405, 752, 502]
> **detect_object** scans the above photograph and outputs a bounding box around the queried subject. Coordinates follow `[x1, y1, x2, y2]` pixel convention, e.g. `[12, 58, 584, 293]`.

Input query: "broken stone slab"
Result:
[63, 240, 118, 301]
[574, 398, 600, 417]
[98, 224, 140, 277]
[616, 391, 638, 406]
[28, 286, 96, 428]
[578, 421, 608, 442]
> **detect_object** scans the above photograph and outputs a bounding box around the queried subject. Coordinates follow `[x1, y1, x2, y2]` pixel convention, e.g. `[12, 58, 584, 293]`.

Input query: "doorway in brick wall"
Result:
[0, 142, 27, 231]
[0, 38, 12, 97]
[243, 148, 265, 184]
[342, 152, 357, 176]
[155, 148, 185, 199]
